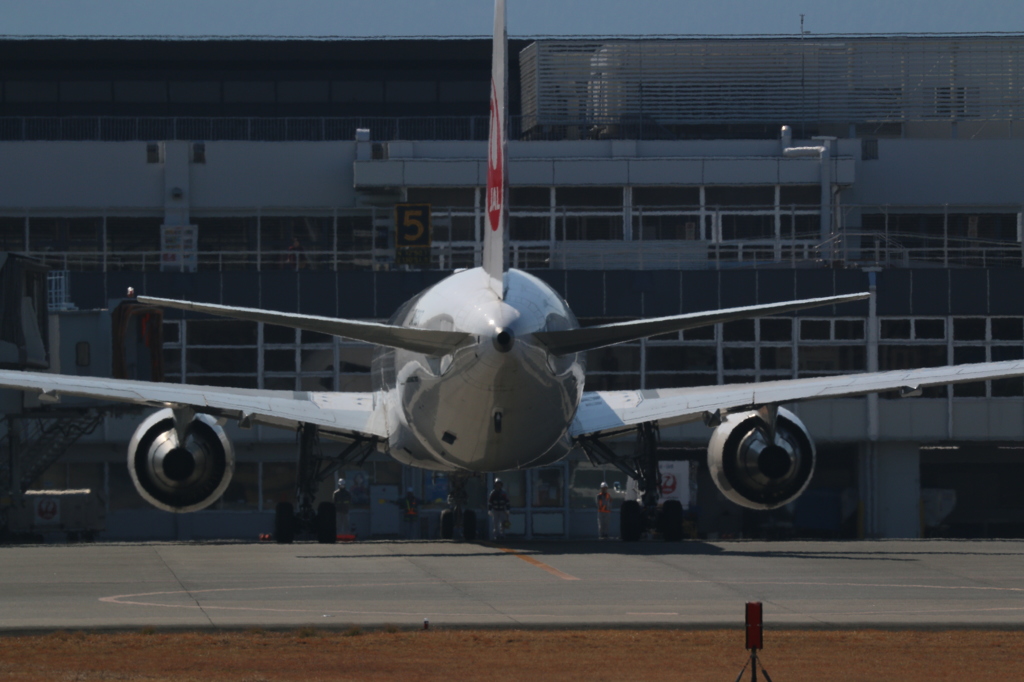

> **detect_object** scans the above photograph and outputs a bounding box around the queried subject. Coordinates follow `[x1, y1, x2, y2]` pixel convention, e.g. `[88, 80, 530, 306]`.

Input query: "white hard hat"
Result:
[600, 482, 609, 488]
[338, 478, 345, 488]
[494, 478, 502, 485]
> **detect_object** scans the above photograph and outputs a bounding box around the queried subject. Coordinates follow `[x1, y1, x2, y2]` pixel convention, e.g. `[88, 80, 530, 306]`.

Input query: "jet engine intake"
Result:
[706, 407, 814, 510]
[127, 408, 235, 513]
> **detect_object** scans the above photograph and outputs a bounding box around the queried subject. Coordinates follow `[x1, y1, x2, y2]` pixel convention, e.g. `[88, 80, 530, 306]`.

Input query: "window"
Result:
[834, 320, 865, 340]
[760, 318, 792, 342]
[723, 347, 755, 370]
[531, 467, 564, 508]
[647, 346, 715, 372]
[779, 185, 819, 206]
[683, 326, 715, 341]
[258, 216, 329, 270]
[569, 462, 624, 509]
[881, 319, 911, 340]
[991, 318, 1023, 341]
[106, 217, 162, 255]
[498, 471, 527, 508]
[800, 320, 831, 341]
[75, 341, 91, 367]
[556, 187, 622, 208]
[954, 318, 986, 341]
[915, 319, 945, 340]
[559, 215, 623, 240]
[510, 187, 550, 208]
[760, 347, 792, 371]
[0, 218, 25, 251]
[799, 346, 865, 372]
[704, 186, 774, 207]
[633, 186, 700, 207]
[723, 320, 754, 342]
[406, 188, 476, 207]
[182, 319, 258, 389]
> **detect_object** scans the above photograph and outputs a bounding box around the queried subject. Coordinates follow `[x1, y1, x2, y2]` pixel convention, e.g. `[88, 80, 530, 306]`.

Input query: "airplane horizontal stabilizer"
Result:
[533, 292, 870, 356]
[571, 358, 1024, 437]
[137, 296, 471, 356]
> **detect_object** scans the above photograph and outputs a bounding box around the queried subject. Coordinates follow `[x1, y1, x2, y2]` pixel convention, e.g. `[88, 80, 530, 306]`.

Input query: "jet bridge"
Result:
[0, 254, 155, 540]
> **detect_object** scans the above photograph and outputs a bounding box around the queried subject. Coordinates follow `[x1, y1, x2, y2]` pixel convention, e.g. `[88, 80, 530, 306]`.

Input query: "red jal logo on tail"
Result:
[486, 78, 503, 232]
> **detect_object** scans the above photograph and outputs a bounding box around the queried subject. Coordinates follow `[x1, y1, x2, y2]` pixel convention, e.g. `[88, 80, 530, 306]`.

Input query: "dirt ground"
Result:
[0, 628, 1020, 681]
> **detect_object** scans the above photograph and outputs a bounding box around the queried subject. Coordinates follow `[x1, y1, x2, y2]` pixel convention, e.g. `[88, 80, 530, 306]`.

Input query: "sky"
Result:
[1, 0, 1022, 38]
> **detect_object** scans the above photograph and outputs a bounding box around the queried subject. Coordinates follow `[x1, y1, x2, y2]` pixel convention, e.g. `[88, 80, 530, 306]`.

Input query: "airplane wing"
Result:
[0, 369, 386, 439]
[570, 359, 1024, 437]
[137, 296, 470, 357]
[534, 292, 869, 355]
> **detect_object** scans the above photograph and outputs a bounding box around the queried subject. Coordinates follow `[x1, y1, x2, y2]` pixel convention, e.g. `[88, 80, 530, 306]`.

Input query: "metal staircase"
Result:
[1, 410, 105, 493]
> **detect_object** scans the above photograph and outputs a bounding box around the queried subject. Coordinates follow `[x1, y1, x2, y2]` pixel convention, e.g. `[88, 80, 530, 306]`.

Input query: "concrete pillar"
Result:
[163, 141, 190, 227]
[859, 442, 921, 538]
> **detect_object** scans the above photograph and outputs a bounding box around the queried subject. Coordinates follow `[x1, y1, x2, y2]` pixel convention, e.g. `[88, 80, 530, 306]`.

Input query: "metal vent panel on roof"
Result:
[520, 37, 1024, 126]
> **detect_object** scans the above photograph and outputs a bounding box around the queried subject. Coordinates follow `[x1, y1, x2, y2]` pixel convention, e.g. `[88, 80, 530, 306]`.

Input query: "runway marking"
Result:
[97, 575, 1024, 620]
[100, 580, 555, 618]
[497, 547, 579, 581]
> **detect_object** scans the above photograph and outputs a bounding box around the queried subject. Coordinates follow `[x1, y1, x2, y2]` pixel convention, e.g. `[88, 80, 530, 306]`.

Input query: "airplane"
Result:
[4, 0, 1024, 543]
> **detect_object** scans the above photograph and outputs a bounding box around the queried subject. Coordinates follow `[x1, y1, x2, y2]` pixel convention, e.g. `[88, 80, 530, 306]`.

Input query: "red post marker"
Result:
[745, 602, 763, 650]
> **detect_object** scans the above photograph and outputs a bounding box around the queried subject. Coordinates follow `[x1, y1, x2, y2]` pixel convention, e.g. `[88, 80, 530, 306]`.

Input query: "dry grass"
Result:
[0, 628, 1020, 681]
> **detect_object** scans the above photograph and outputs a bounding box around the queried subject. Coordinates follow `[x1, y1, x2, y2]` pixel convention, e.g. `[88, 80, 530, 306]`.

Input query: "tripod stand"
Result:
[734, 648, 773, 682]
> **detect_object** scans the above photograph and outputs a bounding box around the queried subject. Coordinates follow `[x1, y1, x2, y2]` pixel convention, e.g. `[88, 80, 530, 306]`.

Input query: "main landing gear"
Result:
[439, 473, 477, 541]
[274, 423, 377, 544]
[579, 421, 684, 542]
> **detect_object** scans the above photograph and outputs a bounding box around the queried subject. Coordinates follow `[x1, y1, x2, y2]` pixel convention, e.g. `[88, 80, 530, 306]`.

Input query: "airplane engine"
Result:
[706, 407, 815, 511]
[127, 408, 235, 513]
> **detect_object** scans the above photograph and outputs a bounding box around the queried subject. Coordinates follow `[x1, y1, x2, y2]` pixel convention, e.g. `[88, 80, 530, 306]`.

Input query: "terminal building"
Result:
[2, 33, 1024, 541]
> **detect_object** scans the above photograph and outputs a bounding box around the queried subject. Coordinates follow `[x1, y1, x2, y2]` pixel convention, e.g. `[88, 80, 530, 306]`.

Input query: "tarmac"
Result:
[2, 539, 1024, 631]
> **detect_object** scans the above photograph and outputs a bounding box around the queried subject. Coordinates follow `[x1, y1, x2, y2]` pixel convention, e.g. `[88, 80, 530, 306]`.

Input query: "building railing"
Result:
[0, 115, 940, 142]
[5, 202, 1022, 272]
[17, 230, 1024, 273]
[0, 116, 565, 143]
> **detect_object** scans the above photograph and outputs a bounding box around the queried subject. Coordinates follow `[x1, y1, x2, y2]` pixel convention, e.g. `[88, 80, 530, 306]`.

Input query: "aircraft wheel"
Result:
[274, 502, 295, 544]
[462, 509, 477, 540]
[440, 509, 454, 539]
[620, 500, 642, 542]
[661, 500, 684, 542]
[316, 502, 337, 544]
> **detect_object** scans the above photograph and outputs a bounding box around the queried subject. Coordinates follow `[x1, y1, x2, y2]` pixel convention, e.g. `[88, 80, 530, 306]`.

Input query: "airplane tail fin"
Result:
[482, 0, 508, 298]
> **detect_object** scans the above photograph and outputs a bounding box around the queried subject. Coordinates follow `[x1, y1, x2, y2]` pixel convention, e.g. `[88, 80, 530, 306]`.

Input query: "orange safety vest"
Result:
[597, 492, 611, 513]
[401, 496, 418, 517]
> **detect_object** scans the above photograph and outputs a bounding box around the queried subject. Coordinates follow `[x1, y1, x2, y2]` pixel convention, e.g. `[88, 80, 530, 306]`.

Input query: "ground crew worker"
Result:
[396, 487, 421, 539]
[447, 483, 469, 537]
[333, 478, 352, 536]
[488, 478, 510, 541]
[596, 482, 612, 539]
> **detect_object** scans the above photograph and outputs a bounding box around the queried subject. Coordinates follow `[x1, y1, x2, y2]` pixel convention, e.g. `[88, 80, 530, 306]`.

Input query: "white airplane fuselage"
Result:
[372, 267, 585, 472]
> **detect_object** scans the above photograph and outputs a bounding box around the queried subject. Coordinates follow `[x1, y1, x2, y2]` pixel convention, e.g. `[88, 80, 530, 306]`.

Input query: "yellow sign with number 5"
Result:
[395, 204, 432, 247]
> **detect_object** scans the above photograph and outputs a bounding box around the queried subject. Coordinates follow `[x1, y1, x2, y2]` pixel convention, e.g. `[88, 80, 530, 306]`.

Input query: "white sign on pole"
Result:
[160, 225, 198, 272]
[626, 460, 691, 508]
[658, 460, 690, 508]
